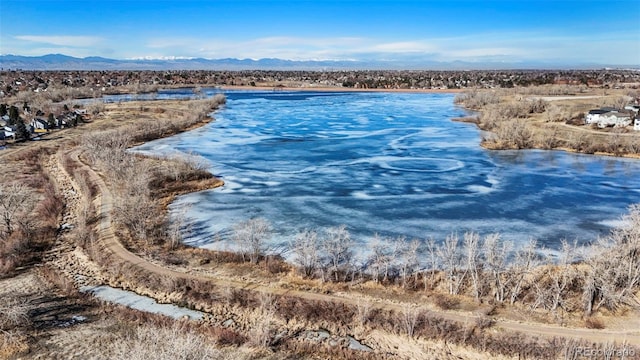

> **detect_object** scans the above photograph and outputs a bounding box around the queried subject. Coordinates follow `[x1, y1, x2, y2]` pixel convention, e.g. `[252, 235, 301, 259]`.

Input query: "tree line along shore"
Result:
[1, 80, 639, 359]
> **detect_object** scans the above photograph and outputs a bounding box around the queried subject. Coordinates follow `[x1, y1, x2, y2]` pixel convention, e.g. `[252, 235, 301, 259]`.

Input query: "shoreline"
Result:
[453, 108, 640, 160]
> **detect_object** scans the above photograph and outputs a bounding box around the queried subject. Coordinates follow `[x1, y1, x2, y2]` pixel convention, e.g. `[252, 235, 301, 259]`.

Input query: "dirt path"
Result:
[49, 145, 640, 347]
[557, 122, 640, 137]
[528, 96, 603, 102]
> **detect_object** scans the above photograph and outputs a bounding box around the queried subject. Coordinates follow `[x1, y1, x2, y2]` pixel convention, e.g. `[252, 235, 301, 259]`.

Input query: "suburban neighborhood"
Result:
[0, 103, 85, 143]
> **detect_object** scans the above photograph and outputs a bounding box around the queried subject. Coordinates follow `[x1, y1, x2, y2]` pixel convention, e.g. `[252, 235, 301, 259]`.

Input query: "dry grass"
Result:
[0, 330, 30, 359]
[106, 324, 224, 360]
[456, 87, 640, 157]
[0, 298, 31, 330]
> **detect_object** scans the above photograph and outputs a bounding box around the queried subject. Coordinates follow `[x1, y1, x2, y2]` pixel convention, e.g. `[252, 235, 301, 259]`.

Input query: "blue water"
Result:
[134, 90, 640, 252]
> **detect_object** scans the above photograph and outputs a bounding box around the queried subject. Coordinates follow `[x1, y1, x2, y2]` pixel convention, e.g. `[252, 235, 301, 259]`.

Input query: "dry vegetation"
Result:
[454, 86, 640, 157]
[234, 215, 640, 324]
[0, 147, 64, 274]
[80, 95, 226, 252]
[2, 80, 640, 359]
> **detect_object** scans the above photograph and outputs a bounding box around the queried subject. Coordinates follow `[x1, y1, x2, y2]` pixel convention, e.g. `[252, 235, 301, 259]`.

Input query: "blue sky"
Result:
[1, 0, 639, 65]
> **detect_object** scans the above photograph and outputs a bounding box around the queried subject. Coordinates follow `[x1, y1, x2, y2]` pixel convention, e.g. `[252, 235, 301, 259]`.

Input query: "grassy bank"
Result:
[453, 86, 640, 158]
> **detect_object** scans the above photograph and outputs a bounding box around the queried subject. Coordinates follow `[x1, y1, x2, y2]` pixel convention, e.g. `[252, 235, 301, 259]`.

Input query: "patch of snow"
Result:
[80, 285, 204, 320]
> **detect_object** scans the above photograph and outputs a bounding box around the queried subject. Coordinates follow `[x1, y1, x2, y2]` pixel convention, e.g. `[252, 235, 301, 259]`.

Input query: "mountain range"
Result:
[0, 54, 635, 71]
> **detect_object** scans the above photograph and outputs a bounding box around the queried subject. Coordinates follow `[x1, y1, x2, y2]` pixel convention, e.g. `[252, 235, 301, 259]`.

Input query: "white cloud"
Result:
[140, 34, 541, 62]
[15, 35, 103, 47]
[370, 41, 437, 53]
[127, 55, 195, 60]
[11, 30, 633, 65]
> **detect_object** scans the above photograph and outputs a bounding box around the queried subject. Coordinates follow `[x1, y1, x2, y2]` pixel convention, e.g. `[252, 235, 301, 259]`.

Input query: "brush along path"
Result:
[56, 145, 640, 347]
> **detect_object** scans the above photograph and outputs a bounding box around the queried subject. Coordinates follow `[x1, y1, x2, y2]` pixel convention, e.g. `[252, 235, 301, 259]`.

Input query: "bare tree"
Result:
[367, 234, 395, 283]
[355, 300, 371, 327]
[611, 95, 631, 109]
[401, 305, 420, 338]
[537, 126, 561, 150]
[608, 128, 625, 156]
[81, 129, 132, 171]
[568, 131, 588, 152]
[439, 233, 465, 295]
[166, 152, 208, 182]
[290, 229, 320, 278]
[166, 204, 190, 250]
[494, 119, 533, 149]
[532, 240, 577, 317]
[544, 104, 563, 122]
[506, 238, 539, 305]
[464, 231, 482, 301]
[320, 225, 353, 281]
[397, 238, 420, 288]
[482, 233, 512, 303]
[116, 193, 157, 246]
[583, 204, 640, 314]
[232, 218, 271, 264]
[0, 182, 34, 239]
[113, 162, 160, 246]
[625, 136, 640, 155]
[423, 237, 438, 290]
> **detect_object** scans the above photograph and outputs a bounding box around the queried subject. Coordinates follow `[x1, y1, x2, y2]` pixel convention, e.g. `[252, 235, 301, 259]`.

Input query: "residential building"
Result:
[585, 108, 633, 128]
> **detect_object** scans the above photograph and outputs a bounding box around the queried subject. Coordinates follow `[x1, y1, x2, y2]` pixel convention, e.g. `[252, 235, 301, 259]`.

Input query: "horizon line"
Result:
[1, 53, 639, 71]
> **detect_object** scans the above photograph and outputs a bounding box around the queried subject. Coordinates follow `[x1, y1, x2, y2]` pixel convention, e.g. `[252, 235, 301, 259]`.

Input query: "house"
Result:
[585, 108, 633, 128]
[625, 104, 640, 114]
[30, 118, 49, 133]
[3, 126, 15, 139]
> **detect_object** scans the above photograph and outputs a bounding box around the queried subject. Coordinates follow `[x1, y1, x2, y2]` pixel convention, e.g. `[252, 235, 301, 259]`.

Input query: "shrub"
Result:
[433, 293, 460, 310]
[584, 317, 605, 329]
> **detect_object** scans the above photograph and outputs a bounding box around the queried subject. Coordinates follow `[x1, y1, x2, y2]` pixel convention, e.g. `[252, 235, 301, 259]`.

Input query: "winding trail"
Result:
[53, 146, 640, 347]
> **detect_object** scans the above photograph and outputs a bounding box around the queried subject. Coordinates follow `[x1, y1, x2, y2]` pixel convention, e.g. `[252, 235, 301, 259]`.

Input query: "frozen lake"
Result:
[134, 90, 640, 252]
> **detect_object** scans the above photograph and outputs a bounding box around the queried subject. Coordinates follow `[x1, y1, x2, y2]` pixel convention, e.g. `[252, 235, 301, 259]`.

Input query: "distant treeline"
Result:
[2, 69, 639, 97]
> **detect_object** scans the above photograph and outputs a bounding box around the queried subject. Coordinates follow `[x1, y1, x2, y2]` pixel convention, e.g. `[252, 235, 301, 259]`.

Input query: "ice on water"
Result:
[133, 90, 640, 253]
